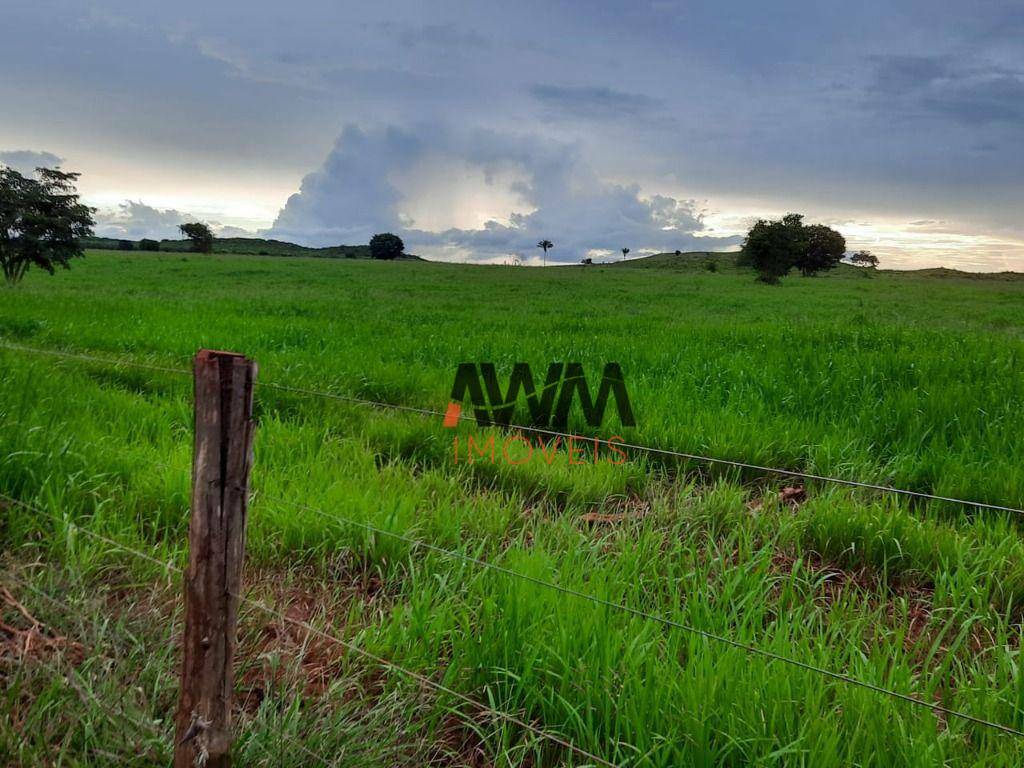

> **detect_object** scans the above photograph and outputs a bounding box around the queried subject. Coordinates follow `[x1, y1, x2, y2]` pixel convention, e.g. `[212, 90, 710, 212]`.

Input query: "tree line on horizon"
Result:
[3, 165, 882, 285]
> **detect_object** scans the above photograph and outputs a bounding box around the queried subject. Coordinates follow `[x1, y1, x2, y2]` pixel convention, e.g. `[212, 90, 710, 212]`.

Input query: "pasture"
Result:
[2, 250, 1024, 766]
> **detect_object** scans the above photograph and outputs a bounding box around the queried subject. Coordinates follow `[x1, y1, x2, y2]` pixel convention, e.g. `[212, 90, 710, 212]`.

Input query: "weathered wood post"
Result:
[174, 350, 257, 768]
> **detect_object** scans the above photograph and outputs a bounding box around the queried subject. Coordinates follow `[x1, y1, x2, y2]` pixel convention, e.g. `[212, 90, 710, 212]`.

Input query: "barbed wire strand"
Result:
[4, 342, 1024, 734]
[0, 491, 619, 767]
[20, 454, 1016, 737]
[257, 380, 1024, 516]
[258, 491, 1024, 738]
[8, 484, 1023, 740]
[2, 339, 1020, 516]
[4, 568, 343, 768]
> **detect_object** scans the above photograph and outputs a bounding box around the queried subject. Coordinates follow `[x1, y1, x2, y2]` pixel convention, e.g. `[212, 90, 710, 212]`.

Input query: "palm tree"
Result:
[537, 239, 553, 266]
[536, 239, 553, 265]
[621, 247, 630, 261]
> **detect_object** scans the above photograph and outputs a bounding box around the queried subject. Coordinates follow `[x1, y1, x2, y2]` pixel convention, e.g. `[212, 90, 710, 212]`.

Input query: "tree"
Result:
[370, 232, 404, 260]
[536, 239, 553, 266]
[118, 239, 134, 251]
[0, 166, 94, 285]
[741, 215, 805, 284]
[674, 249, 682, 257]
[581, 257, 593, 265]
[849, 250, 879, 269]
[796, 223, 845, 276]
[139, 238, 160, 252]
[179, 222, 213, 253]
[621, 247, 630, 260]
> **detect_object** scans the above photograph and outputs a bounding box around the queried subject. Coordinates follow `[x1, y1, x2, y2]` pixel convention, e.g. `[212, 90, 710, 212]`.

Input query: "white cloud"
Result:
[94, 200, 256, 240]
[0, 149, 63, 174]
[268, 124, 739, 261]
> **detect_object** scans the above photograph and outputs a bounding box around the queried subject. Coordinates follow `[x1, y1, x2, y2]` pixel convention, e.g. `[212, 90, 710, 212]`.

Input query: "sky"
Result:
[3, 1, 1023, 269]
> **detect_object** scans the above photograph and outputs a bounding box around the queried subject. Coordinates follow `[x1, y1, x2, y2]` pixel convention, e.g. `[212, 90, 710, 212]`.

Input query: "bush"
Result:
[138, 239, 160, 252]
[369, 232, 404, 260]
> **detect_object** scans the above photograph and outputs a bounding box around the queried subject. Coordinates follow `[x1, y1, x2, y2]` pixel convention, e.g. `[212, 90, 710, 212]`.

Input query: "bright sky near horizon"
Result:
[3, 1, 1023, 269]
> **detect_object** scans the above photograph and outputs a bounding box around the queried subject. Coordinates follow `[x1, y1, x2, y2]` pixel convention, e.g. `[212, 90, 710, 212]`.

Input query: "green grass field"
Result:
[3, 250, 1024, 766]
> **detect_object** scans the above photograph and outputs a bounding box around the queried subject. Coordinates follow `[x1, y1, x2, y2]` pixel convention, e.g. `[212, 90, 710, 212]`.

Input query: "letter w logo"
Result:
[445, 362, 635, 428]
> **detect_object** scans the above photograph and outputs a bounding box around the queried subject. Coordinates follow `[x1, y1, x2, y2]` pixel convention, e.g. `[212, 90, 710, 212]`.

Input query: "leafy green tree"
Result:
[741, 215, 805, 284]
[797, 224, 846, 276]
[179, 222, 213, 253]
[117, 239, 134, 251]
[621, 247, 630, 260]
[139, 238, 160, 252]
[0, 166, 94, 285]
[370, 232, 404, 260]
[850, 250, 879, 268]
[536, 239, 553, 265]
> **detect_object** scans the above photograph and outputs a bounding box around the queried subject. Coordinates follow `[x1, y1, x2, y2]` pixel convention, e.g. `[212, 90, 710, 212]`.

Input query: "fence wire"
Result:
[5, 340, 1024, 747]
[4, 488, 1024, 741]
[2, 339, 1021, 516]
[0, 491, 619, 767]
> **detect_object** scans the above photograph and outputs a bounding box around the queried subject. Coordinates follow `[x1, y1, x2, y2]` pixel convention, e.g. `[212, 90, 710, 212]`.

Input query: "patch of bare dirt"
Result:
[234, 559, 401, 713]
[577, 495, 651, 527]
[747, 485, 808, 512]
[767, 549, 1017, 666]
[0, 585, 86, 665]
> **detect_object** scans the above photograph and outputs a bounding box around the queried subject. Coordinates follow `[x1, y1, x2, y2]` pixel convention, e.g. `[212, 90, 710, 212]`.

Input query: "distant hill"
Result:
[610, 250, 1024, 279]
[605, 251, 752, 272]
[80, 236, 421, 260]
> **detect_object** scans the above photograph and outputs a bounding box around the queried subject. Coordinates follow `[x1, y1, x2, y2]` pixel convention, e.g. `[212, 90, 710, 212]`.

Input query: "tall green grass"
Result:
[2, 251, 1024, 765]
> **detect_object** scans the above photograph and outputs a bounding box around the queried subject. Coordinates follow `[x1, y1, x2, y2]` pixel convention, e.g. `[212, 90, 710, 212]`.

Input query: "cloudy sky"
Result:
[3, 1, 1023, 269]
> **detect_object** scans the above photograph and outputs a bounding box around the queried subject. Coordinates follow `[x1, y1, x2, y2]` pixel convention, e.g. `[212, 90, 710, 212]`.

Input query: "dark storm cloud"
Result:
[3, 0, 1023, 262]
[869, 55, 1024, 125]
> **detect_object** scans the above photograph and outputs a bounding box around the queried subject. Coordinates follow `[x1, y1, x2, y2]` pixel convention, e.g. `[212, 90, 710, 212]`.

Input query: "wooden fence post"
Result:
[174, 350, 257, 768]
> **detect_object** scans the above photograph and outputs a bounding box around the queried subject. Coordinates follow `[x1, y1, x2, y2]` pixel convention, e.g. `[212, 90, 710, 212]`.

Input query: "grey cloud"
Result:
[0, 150, 63, 174]
[530, 84, 663, 119]
[868, 55, 1024, 125]
[94, 201, 253, 240]
[6, 1, 1024, 266]
[373, 22, 490, 50]
[268, 124, 736, 261]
